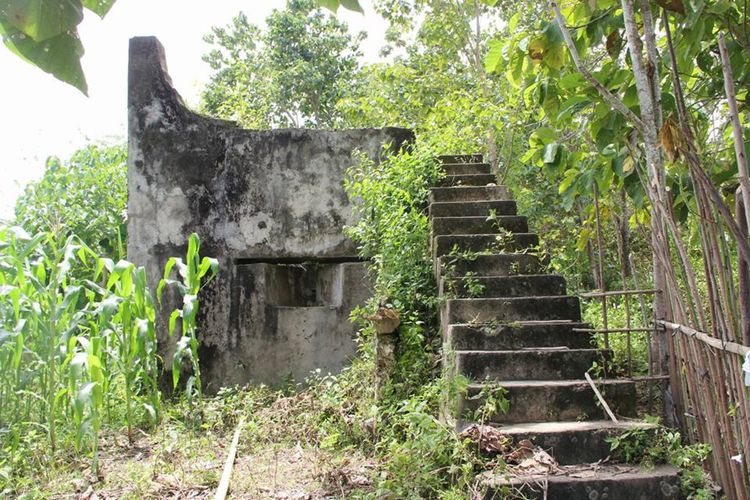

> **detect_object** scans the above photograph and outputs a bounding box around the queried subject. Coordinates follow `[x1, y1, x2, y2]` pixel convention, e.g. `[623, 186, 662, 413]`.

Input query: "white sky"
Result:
[0, 0, 387, 220]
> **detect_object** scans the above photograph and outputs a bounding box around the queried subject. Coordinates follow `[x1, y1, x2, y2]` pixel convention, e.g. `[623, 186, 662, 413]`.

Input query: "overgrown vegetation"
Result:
[0, 228, 216, 493]
[6, 0, 749, 496]
[344, 143, 484, 495]
[608, 417, 717, 498]
[14, 143, 128, 261]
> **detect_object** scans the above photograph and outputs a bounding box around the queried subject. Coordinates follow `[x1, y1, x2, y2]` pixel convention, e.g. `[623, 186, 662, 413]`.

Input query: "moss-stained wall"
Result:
[127, 37, 413, 389]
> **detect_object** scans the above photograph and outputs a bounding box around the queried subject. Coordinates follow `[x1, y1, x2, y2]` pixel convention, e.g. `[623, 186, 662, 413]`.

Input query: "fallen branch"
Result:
[584, 372, 619, 423]
[214, 417, 245, 500]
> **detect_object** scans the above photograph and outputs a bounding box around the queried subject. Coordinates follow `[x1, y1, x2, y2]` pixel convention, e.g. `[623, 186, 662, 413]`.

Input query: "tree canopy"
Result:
[201, 0, 364, 128]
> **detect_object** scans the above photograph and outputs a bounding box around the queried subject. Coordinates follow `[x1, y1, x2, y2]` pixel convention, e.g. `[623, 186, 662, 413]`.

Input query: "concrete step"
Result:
[472, 420, 658, 465]
[461, 379, 637, 424]
[433, 234, 539, 258]
[431, 216, 528, 237]
[430, 186, 510, 203]
[455, 349, 608, 381]
[440, 274, 567, 298]
[481, 464, 681, 499]
[430, 200, 516, 218]
[438, 253, 546, 277]
[443, 296, 581, 324]
[438, 154, 483, 164]
[440, 173, 497, 187]
[442, 162, 491, 176]
[446, 322, 594, 351]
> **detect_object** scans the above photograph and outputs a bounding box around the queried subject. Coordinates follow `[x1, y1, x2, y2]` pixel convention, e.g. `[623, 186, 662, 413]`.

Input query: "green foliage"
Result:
[467, 383, 509, 424]
[345, 146, 443, 318]
[0, 0, 117, 93]
[158, 234, 218, 410]
[373, 380, 480, 498]
[0, 227, 159, 476]
[14, 143, 128, 260]
[201, 0, 363, 128]
[582, 297, 651, 375]
[0, 227, 216, 487]
[482, 0, 750, 291]
[608, 421, 716, 498]
[338, 0, 508, 157]
[345, 142, 445, 404]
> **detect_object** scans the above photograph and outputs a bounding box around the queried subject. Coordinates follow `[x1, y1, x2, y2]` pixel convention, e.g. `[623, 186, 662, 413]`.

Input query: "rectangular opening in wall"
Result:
[234, 256, 365, 308]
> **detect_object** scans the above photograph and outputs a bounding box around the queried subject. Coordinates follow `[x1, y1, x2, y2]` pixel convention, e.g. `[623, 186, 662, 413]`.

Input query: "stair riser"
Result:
[433, 234, 538, 258]
[439, 254, 546, 278]
[483, 473, 681, 499]
[444, 297, 582, 324]
[430, 200, 516, 218]
[498, 427, 658, 465]
[441, 275, 566, 298]
[440, 174, 497, 187]
[438, 154, 483, 164]
[442, 163, 491, 176]
[447, 324, 594, 350]
[432, 217, 528, 236]
[430, 186, 510, 203]
[456, 350, 606, 382]
[460, 382, 637, 424]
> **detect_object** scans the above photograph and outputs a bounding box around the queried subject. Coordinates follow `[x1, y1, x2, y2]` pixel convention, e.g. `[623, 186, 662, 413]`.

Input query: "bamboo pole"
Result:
[572, 327, 655, 333]
[696, 340, 736, 499]
[718, 32, 750, 235]
[593, 184, 609, 350]
[737, 191, 750, 345]
[579, 289, 658, 298]
[658, 321, 750, 356]
[629, 254, 652, 373]
[215, 417, 245, 500]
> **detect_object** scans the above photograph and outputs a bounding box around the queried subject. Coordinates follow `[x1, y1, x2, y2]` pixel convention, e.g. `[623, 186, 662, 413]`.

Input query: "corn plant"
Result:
[94, 259, 161, 442]
[0, 227, 93, 452]
[158, 233, 218, 410]
[0, 226, 206, 477]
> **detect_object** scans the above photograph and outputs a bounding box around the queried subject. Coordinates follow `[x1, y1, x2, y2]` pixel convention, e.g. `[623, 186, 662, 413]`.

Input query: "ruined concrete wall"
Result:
[127, 36, 413, 389]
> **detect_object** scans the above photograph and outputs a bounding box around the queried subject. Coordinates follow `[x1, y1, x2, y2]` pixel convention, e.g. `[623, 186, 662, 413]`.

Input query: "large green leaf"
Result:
[484, 39, 503, 73]
[339, 0, 363, 13]
[542, 142, 561, 165]
[82, 0, 116, 17]
[317, 0, 339, 11]
[0, 19, 87, 93]
[543, 43, 565, 71]
[316, 0, 363, 13]
[0, 0, 83, 42]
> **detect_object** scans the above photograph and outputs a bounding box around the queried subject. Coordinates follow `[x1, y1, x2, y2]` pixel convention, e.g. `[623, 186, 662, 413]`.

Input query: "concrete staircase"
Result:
[432, 154, 681, 499]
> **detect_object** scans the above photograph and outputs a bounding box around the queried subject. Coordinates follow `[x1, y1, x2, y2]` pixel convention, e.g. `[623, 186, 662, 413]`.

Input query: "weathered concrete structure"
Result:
[126, 36, 412, 389]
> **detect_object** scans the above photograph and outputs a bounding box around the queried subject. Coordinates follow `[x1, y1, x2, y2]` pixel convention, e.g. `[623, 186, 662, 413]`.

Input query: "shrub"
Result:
[14, 143, 127, 260]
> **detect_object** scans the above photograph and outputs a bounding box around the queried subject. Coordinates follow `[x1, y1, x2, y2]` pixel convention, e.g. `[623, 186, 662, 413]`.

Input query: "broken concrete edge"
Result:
[128, 36, 414, 150]
[127, 36, 415, 390]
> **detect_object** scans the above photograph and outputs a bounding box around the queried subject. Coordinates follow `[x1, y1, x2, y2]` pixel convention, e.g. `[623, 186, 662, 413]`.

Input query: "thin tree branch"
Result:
[548, 1, 645, 132]
[639, 0, 662, 130]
